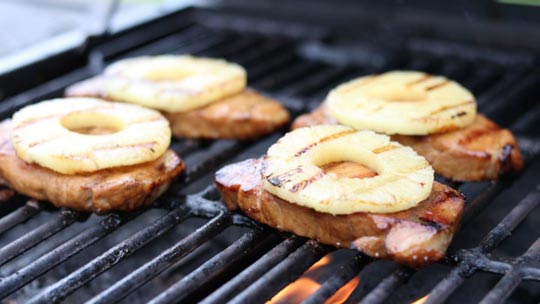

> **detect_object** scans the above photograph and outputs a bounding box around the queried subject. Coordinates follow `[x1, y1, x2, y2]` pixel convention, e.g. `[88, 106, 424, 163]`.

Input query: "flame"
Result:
[310, 255, 332, 269]
[268, 277, 321, 304]
[267, 255, 361, 304]
[412, 295, 429, 304]
[325, 276, 360, 304]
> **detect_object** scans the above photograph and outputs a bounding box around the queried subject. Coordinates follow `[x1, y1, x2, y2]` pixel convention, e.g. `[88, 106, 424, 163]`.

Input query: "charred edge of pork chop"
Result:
[65, 77, 291, 140]
[215, 158, 465, 267]
[292, 106, 523, 181]
[0, 120, 185, 213]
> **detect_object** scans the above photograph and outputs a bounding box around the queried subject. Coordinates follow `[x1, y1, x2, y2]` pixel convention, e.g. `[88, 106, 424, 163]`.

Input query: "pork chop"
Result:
[66, 76, 290, 139]
[292, 106, 523, 181]
[0, 120, 185, 213]
[215, 158, 465, 267]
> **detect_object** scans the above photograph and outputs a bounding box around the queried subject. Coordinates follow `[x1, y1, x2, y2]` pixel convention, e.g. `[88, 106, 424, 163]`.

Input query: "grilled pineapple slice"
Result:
[104, 55, 247, 113]
[262, 125, 434, 214]
[325, 71, 477, 135]
[10, 98, 171, 174]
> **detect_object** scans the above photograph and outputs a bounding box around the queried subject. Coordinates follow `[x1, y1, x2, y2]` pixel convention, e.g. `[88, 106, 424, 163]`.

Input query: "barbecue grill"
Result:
[0, 1, 539, 303]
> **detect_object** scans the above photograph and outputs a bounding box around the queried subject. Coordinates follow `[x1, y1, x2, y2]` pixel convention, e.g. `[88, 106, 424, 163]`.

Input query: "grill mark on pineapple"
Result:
[130, 115, 165, 125]
[406, 74, 431, 86]
[294, 130, 356, 157]
[372, 145, 400, 154]
[426, 80, 449, 91]
[27, 134, 67, 148]
[339, 75, 379, 94]
[59, 141, 159, 160]
[290, 172, 325, 192]
[415, 100, 475, 120]
[266, 167, 303, 187]
[14, 105, 116, 129]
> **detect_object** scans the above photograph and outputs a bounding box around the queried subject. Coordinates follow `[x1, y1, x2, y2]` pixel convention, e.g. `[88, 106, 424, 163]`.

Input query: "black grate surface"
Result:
[0, 6, 539, 304]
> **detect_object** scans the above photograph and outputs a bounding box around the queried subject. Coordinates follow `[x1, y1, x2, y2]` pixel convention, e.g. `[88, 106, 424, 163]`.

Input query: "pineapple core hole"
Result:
[60, 112, 125, 135]
[320, 161, 378, 179]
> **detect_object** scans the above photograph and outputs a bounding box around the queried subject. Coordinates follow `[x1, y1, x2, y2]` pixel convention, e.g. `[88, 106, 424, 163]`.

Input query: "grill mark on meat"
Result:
[457, 123, 499, 146]
[419, 217, 444, 231]
[406, 74, 431, 86]
[295, 130, 356, 157]
[215, 158, 466, 267]
[426, 80, 449, 91]
[292, 108, 523, 181]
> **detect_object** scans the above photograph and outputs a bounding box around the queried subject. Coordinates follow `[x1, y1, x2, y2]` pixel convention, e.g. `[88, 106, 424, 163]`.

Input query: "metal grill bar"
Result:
[27, 205, 191, 304]
[357, 267, 414, 304]
[229, 39, 294, 67]
[480, 191, 540, 252]
[201, 36, 261, 58]
[279, 65, 350, 97]
[253, 60, 322, 90]
[122, 26, 226, 59]
[303, 254, 369, 304]
[0, 213, 128, 299]
[200, 236, 304, 304]
[0, 210, 79, 266]
[425, 188, 540, 304]
[148, 228, 267, 304]
[480, 237, 540, 304]
[87, 212, 231, 304]
[229, 240, 328, 304]
[0, 200, 41, 234]
[248, 51, 296, 80]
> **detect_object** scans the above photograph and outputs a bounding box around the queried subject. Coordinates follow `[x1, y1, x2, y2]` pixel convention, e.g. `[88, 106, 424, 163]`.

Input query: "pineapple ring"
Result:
[262, 125, 434, 214]
[326, 71, 477, 135]
[10, 98, 171, 175]
[103, 55, 247, 113]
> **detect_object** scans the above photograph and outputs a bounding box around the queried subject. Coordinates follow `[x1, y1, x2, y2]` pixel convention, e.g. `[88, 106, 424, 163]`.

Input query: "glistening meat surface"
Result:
[66, 77, 290, 139]
[292, 106, 523, 181]
[215, 158, 465, 267]
[0, 120, 185, 213]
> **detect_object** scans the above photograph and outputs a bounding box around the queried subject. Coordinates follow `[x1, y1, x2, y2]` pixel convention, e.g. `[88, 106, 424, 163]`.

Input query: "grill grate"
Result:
[0, 6, 539, 304]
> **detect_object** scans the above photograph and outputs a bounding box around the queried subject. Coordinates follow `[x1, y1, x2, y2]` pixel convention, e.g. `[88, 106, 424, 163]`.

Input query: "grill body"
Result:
[0, 3, 539, 303]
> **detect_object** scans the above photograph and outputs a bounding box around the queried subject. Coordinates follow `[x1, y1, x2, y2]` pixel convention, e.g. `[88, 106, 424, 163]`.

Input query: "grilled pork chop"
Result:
[215, 158, 464, 267]
[292, 106, 523, 181]
[0, 120, 185, 213]
[66, 77, 290, 139]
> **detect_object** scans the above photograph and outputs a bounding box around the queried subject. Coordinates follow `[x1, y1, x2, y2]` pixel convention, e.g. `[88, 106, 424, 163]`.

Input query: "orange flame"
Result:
[310, 255, 332, 269]
[268, 277, 321, 304]
[267, 255, 361, 304]
[325, 276, 360, 304]
[412, 295, 429, 304]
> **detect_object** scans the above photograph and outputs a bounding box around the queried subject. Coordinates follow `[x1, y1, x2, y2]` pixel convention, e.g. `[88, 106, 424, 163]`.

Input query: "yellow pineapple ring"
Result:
[326, 71, 477, 135]
[103, 55, 247, 113]
[10, 98, 171, 175]
[262, 125, 434, 214]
